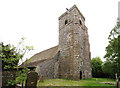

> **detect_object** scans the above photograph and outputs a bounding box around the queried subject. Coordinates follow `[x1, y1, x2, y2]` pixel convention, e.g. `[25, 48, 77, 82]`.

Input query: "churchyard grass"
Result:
[37, 78, 116, 86]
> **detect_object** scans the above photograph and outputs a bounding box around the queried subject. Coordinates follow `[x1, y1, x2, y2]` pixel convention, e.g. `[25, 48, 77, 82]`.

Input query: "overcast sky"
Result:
[0, 0, 120, 61]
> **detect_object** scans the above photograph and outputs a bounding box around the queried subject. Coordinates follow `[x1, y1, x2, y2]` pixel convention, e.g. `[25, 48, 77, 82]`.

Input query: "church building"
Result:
[20, 5, 92, 80]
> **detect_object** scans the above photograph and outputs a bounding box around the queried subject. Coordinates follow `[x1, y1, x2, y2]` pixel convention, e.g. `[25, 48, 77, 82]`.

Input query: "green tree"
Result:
[0, 37, 34, 87]
[104, 21, 120, 77]
[102, 60, 116, 78]
[92, 56, 103, 78]
[1, 43, 19, 71]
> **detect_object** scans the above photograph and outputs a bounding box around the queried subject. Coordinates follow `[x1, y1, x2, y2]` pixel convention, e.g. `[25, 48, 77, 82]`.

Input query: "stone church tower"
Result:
[58, 5, 92, 80]
[20, 5, 92, 80]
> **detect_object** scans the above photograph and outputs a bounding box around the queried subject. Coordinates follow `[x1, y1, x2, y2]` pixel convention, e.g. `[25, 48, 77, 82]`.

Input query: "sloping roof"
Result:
[19, 59, 47, 68]
[19, 45, 59, 68]
[30, 45, 58, 62]
[59, 5, 85, 20]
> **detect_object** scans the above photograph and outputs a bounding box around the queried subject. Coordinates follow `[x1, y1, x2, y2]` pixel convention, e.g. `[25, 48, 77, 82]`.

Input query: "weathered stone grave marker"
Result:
[25, 71, 39, 88]
[39, 75, 44, 82]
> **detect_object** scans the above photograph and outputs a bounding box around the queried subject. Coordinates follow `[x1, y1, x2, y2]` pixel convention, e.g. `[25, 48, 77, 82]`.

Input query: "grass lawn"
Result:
[37, 78, 116, 87]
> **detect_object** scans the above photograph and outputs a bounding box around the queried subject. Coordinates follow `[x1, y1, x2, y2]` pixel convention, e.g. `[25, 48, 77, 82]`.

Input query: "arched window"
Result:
[65, 20, 68, 25]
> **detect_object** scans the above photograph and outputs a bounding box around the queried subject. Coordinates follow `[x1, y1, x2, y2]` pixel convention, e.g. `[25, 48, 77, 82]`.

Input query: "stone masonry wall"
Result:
[59, 5, 92, 80]
[36, 52, 59, 79]
[59, 9, 74, 79]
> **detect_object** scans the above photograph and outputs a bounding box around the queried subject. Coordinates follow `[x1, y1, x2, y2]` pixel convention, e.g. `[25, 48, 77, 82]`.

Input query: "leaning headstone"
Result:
[39, 75, 44, 82]
[25, 71, 39, 88]
[96, 78, 98, 83]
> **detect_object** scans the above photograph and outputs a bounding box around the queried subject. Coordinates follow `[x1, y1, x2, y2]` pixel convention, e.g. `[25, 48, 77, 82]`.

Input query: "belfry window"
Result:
[65, 20, 68, 25]
[79, 20, 82, 25]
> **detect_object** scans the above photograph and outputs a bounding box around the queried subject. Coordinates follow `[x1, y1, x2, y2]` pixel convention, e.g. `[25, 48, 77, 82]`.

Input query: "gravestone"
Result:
[39, 75, 44, 82]
[25, 71, 39, 88]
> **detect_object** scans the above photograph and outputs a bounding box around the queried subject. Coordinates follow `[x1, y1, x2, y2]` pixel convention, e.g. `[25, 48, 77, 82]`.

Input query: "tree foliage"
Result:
[1, 43, 19, 71]
[91, 57, 104, 78]
[104, 21, 120, 77]
[102, 60, 116, 78]
[0, 37, 34, 86]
